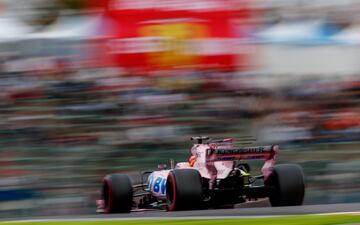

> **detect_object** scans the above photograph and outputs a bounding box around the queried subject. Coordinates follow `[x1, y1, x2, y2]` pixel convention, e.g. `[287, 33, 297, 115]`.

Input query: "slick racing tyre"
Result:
[166, 169, 203, 211]
[266, 164, 305, 207]
[102, 174, 133, 213]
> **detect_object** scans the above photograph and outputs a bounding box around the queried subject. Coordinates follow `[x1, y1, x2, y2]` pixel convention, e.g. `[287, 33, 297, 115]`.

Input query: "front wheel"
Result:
[166, 169, 203, 211]
[265, 164, 305, 207]
[102, 174, 133, 213]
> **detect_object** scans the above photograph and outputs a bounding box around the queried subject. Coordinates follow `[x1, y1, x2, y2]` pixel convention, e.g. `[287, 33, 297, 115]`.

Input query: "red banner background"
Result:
[94, 0, 253, 72]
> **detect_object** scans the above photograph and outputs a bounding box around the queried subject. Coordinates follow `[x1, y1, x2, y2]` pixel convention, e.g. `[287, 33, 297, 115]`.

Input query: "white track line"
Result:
[315, 211, 360, 216]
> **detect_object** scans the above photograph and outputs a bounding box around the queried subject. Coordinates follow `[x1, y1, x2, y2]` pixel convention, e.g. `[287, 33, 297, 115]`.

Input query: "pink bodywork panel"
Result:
[148, 170, 170, 199]
[192, 144, 234, 180]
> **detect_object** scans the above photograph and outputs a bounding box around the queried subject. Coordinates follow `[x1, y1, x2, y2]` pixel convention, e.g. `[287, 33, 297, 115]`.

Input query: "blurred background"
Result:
[0, 0, 359, 217]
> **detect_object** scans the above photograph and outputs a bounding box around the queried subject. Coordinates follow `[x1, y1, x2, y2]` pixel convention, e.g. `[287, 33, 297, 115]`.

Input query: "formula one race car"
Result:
[97, 137, 305, 213]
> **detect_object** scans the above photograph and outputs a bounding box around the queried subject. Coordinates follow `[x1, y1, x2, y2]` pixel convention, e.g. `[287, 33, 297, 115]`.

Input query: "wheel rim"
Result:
[103, 178, 113, 213]
[166, 173, 177, 211]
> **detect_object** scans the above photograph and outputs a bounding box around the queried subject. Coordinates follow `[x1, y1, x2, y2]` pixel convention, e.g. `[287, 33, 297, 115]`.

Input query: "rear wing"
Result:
[206, 145, 277, 162]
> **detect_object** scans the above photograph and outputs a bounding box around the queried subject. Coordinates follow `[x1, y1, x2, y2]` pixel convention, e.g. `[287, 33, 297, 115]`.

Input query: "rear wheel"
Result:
[265, 164, 305, 206]
[102, 174, 133, 213]
[166, 169, 203, 211]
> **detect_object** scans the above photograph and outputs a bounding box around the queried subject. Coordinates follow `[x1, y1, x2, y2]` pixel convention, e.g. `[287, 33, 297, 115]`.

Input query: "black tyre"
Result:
[166, 169, 203, 211]
[102, 174, 133, 213]
[265, 164, 305, 207]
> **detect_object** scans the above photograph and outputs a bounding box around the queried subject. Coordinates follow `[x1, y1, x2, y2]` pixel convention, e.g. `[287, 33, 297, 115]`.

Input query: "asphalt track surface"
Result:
[4, 202, 359, 221]
[91, 203, 360, 219]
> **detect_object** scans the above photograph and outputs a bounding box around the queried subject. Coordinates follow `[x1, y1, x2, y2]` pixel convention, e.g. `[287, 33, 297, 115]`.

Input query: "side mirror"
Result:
[158, 164, 167, 170]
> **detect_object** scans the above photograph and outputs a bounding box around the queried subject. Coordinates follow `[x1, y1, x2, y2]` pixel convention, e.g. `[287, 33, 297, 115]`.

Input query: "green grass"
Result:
[1, 214, 359, 225]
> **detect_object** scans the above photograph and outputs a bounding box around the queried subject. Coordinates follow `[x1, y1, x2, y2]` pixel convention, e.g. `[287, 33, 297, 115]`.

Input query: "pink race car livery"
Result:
[97, 136, 305, 213]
